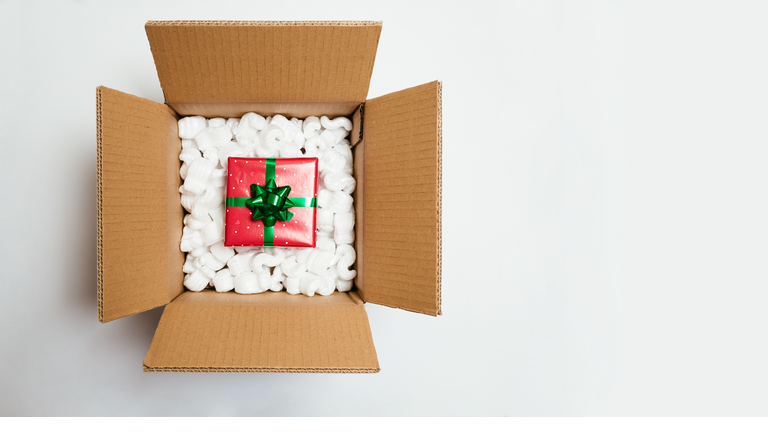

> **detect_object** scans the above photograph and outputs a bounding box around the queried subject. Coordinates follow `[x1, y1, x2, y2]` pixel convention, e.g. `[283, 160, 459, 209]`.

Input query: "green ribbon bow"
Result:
[245, 179, 295, 227]
[226, 158, 316, 246]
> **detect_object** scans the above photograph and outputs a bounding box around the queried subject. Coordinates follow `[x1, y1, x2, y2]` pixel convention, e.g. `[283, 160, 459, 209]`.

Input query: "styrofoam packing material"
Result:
[178, 113, 356, 296]
[178, 116, 207, 139]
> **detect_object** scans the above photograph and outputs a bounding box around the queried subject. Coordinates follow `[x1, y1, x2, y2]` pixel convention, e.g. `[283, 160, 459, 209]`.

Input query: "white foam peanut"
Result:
[182, 254, 196, 274]
[256, 271, 271, 292]
[321, 115, 353, 131]
[178, 116, 207, 139]
[320, 147, 348, 174]
[334, 212, 355, 245]
[179, 147, 201, 164]
[209, 205, 226, 223]
[183, 158, 216, 195]
[195, 125, 233, 151]
[190, 246, 208, 258]
[331, 128, 349, 143]
[319, 130, 337, 148]
[195, 185, 224, 212]
[316, 237, 336, 256]
[257, 124, 284, 157]
[180, 227, 203, 252]
[336, 244, 357, 281]
[318, 266, 339, 296]
[218, 141, 248, 167]
[180, 192, 196, 212]
[201, 219, 225, 246]
[241, 112, 266, 132]
[208, 117, 226, 127]
[321, 171, 355, 193]
[279, 141, 301, 158]
[280, 256, 307, 278]
[303, 116, 321, 137]
[269, 266, 286, 292]
[181, 139, 197, 150]
[234, 272, 261, 294]
[270, 115, 299, 142]
[251, 250, 284, 272]
[285, 276, 302, 295]
[213, 268, 234, 292]
[187, 208, 211, 230]
[334, 143, 354, 175]
[316, 208, 335, 233]
[197, 252, 225, 271]
[318, 189, 353, 214]
[337, 279, 353, 292]
[305, 249, 334, 276]
[184, 267, 214, 292]
[210, 240, 235, 263]
[227, 252, 254, 276]
[291, 247, 310, 264]
[299, 273, 323, 297]
[210, 169, 226, 187]
[203, 148, 218, 163]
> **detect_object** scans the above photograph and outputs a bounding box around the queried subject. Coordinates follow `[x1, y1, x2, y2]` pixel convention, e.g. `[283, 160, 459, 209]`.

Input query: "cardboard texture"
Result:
[355, 81, 443, 316]
[97, 87, 185, 323]
[98, 21, 441, 372]
[144, 290, 378, 372]
[145, 21, 382, 118]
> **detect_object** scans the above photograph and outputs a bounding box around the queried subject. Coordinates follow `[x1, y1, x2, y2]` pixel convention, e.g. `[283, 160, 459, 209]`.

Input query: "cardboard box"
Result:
[96, 21, 442, 373]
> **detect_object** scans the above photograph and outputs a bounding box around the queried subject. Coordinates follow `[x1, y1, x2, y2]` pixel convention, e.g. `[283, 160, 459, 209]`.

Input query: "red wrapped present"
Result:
[225, 157, 318, 247]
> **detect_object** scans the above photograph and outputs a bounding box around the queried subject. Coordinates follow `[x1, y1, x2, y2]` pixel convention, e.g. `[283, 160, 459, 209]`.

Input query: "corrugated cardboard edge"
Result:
[96, 87, 104, 322]
[143, 366, 379, 373]
[436, 81, 443, 315]
[146, 20, 382, 26]
[351, 103, 364, 148]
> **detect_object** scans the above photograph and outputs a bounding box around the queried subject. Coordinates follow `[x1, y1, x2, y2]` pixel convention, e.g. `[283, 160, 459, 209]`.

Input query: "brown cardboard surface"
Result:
[145, 21, 382, 117]
[358, 81, 442, 316]
[97, 87, 185, 323]
[143, 290, 379, 372]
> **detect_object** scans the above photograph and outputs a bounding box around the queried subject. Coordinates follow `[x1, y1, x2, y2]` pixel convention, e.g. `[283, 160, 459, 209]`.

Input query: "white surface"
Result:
[1, 0, 768, 416]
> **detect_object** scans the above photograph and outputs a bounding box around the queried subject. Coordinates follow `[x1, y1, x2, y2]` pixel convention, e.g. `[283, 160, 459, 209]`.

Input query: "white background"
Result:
[1, 0, 767, 416]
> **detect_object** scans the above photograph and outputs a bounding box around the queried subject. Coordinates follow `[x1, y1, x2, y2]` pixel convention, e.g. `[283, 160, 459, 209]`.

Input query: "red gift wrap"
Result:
[225, 157, 318, 248]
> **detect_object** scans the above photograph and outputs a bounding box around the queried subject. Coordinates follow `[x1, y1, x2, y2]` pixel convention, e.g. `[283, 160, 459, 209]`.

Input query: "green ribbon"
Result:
[227, 158, 316, 246]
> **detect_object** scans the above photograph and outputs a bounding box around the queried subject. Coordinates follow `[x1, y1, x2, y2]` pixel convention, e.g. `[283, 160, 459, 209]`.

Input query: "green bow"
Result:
[245, 178, 297, 227]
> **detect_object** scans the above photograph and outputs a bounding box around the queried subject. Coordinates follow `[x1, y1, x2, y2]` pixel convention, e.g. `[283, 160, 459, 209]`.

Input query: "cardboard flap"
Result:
[358, 81, 442, 316]
[145, 21, 382, 117]
[143, 290, 380, 372]
[97, 87, 185, 323]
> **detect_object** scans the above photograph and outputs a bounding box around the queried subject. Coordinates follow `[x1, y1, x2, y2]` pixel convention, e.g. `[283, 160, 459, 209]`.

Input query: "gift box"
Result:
[225, 157, 318, 248]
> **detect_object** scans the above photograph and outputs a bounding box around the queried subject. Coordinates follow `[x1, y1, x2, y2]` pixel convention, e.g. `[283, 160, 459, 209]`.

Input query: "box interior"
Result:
[97, 21, 441, 372]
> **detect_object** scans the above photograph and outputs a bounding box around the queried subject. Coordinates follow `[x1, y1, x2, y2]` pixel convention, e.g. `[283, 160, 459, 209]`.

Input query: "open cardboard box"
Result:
[96, 21, 442, 373]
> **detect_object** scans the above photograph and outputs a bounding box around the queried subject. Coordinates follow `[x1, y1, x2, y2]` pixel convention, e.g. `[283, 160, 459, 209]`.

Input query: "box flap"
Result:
[143, 290, 379, 373]
[357, 81, 442, 316]
[145, 21, 382, 118]
[97, 86, 185, 323]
